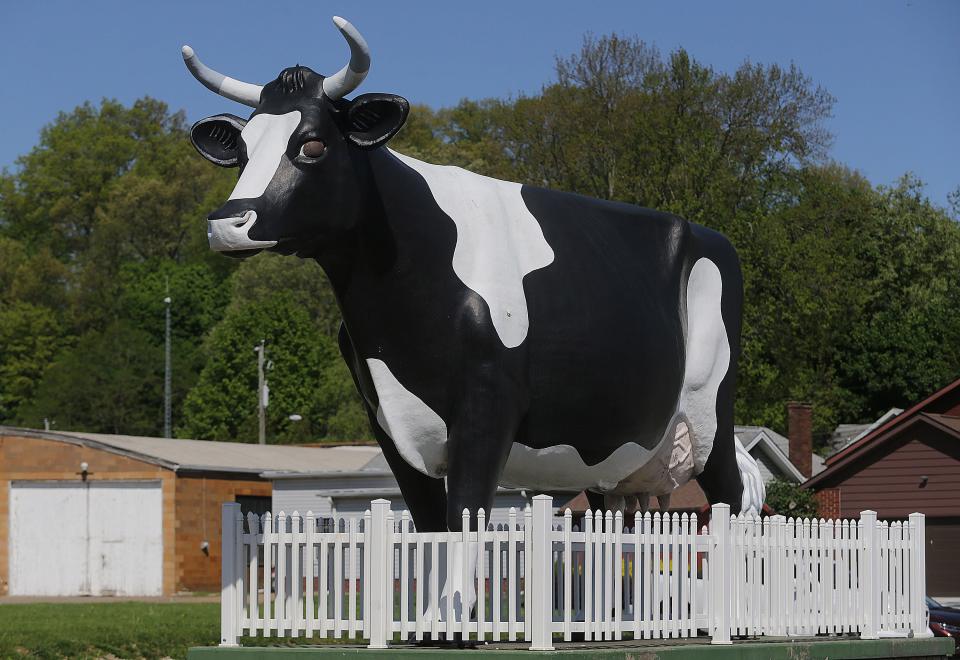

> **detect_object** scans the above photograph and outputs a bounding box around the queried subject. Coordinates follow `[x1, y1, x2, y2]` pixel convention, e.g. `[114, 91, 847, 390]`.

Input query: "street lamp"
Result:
[164, 295, 172, 439]
[254, 340, 268, 444]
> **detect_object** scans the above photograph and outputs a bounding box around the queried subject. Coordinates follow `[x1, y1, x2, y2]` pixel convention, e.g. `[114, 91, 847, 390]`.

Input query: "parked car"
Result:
[928, 596, 960, 655]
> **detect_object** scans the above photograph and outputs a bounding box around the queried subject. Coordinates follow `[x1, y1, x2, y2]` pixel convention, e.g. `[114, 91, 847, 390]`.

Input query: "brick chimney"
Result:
[787, 402, 813, 479]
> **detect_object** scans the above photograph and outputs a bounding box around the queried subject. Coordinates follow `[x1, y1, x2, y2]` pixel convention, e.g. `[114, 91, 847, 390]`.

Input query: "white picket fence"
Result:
[219, 495, 930, 649]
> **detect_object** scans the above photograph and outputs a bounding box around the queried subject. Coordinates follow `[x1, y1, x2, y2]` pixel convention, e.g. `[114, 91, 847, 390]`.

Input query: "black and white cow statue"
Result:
[183, 17, 765, 534]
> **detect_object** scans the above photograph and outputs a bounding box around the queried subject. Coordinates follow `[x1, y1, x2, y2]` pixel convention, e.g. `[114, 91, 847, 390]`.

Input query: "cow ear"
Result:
[190, 114, 247, 167]
[345, 94, 409, 149]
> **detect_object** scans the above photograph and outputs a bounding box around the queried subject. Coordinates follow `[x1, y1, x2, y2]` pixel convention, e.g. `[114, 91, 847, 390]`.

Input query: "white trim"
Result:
[742, 430, 806, 483]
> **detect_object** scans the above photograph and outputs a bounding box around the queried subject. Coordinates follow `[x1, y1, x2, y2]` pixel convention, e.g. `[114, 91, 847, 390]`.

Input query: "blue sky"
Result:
[1, 0, 957, 207]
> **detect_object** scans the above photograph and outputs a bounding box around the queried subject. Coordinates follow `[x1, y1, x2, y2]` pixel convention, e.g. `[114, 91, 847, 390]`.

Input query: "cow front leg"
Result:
[440, 376, 523, 629]
[338, 323, 448, 531]
[365, 412, 451, 633]
[366, 413, 449, 532]
[444, 396, 520, 532]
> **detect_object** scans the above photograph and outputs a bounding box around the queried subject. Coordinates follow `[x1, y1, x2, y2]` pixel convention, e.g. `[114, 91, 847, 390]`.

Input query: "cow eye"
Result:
[299, 140, 327, 159]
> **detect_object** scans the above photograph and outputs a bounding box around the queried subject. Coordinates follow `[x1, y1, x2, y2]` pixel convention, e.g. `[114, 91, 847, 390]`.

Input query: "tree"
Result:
[0, 303, 65, 422]
[838, 175, 960, 416]
[765, 479, 820, 518]
[0, 98, 188, 258]
[481, 35, 834, 231]
[179, 294, 370, 442]
[226, 252, 341, 339]
[735, 164, 880, 433]
[16, 321, 162, 434]
[118, 260, 230, 343]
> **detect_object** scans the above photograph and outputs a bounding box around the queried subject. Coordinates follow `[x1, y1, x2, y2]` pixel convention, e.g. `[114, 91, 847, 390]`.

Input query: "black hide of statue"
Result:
[190, 65, 747, 532]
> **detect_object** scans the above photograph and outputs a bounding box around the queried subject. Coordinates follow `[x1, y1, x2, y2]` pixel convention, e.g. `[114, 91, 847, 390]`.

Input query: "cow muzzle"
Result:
[207, 210, 277, 252]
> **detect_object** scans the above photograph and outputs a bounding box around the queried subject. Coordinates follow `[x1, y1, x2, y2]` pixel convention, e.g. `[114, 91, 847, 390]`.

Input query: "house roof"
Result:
[821, 379, 960, 471]
[803, 377, 960, 490]
[0, 426, 382, 476]
[826, 408, 903, 456]
[738, 427, 806, 482]
[736, 425, 789, 456]
[927, 413, 960, 434]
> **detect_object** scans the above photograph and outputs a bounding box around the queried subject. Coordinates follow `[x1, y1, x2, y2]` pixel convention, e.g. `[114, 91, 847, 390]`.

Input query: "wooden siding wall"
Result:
[836, 426, 960, 519]
[926, 520, 960, 596]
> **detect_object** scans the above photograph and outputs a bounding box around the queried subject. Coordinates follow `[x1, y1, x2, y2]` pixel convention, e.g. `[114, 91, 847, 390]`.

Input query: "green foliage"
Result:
[765, 479, 821, 518]
[1, 98, 185, 258]
[227, 251, 340, 338]
[119, 260, 229, 343]
[17, 321, 162, 434]
[179, 293, 370, 443]
[0, 302, 65, 421]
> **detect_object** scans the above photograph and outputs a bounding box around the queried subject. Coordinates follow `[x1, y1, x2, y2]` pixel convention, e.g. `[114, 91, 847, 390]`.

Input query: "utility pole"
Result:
[164, 292, 172, 439]
[256, 339, 266, 445]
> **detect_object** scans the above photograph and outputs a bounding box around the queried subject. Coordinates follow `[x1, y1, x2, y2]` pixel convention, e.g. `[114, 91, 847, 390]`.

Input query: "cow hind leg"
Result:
[694, 372, 746, 513]
[682, 256, 764, 514]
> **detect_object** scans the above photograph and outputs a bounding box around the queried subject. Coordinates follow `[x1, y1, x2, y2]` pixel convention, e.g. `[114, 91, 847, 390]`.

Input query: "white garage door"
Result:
[10, 481, 163, 596]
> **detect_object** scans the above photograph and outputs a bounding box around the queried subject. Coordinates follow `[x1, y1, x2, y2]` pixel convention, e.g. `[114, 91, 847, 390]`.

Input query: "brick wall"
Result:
[788, 402, 813, 479]
[175, 475, 270, 592]
[814, 487, 841, 519]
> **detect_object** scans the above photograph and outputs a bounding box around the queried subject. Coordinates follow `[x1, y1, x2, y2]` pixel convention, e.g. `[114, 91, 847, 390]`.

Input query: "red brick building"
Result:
[0, 427, 379, 596]
[803, 378, 960, 596]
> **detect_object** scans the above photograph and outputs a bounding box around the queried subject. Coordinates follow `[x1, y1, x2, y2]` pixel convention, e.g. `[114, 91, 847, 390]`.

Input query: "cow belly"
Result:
[500, 421, 693, 494]
[502, 257, 728, 494]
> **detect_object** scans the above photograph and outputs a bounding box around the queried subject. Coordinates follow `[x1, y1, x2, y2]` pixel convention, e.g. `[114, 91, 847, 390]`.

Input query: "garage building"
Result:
[0, 427, 378, 596]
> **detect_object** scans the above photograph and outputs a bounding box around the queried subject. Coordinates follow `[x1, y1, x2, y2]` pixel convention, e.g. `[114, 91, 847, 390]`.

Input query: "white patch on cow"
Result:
[500, 258, 729, 494]
[676, 257, 730, 472]
[501, 438, 655, 492]
[390, 150, 555, 348]
[229, 111, 301, 201]
[366, 358, 448, 478]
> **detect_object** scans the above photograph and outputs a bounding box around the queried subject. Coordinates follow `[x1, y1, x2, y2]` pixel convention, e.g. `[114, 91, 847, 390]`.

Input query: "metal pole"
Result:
[164, 295, 172, 438]
[257, 339, 266, 445]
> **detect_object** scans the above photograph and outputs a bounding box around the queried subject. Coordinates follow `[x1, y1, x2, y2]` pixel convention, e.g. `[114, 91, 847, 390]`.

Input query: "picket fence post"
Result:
[367, 499, 391, 649]
[908, 513, 932, 637]
[220, 502, 242, 647]
[709, 503, 732, 645]
[529, 495, 555, 651]
[859, 510, 880, 639]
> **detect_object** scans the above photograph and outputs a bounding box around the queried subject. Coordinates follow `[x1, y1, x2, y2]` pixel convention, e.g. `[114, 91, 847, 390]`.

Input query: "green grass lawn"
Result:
[0, 602, 362, 659]
[0, 602, 221, 659]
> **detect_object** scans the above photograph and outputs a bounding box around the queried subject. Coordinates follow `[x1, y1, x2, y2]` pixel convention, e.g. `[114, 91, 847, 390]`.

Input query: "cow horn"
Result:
[181, 45, 263, 108]
[321, 16, 370, 100]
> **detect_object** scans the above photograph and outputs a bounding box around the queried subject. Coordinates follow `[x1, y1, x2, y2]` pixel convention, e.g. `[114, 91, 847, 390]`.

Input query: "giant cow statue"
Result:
[183, 17, 765, 535]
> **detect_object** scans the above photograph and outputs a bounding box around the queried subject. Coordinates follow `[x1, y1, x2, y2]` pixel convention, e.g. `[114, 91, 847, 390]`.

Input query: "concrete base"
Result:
[189, 636, 954, 659]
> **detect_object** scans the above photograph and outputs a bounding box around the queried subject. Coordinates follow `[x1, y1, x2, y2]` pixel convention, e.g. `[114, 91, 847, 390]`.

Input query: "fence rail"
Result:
[219, 496, 930, 649]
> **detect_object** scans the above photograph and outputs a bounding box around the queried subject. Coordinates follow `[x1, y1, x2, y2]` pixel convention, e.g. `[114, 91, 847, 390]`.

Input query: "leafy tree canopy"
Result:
[179, 293, 369, 443]
[765, 479, 820, 519]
